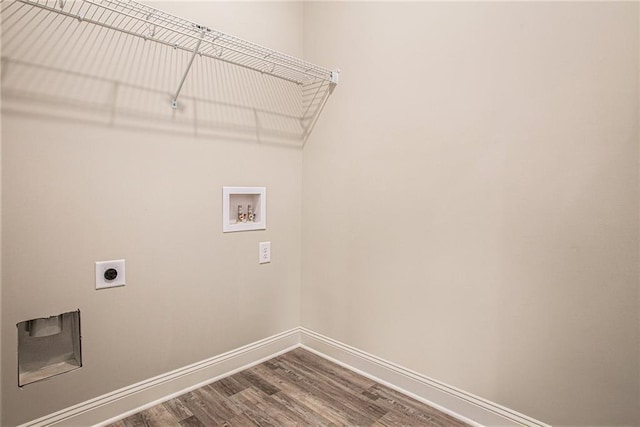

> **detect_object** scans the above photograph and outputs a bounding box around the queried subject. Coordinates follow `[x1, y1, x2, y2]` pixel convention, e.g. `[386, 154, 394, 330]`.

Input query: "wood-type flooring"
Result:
[109, 348, 470, 426]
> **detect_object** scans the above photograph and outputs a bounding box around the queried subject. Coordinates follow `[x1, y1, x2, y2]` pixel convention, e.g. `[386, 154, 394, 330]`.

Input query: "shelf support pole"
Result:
[171, 29, 205, 109]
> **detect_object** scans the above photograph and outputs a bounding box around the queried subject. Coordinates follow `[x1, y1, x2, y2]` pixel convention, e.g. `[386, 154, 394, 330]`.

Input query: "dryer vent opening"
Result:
[17, 310, 82, 386]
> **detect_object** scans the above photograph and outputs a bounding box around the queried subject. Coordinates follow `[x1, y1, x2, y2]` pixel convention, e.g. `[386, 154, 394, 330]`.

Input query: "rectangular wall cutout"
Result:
[17, 310, 82, 386]
[222, 187, 266, 232]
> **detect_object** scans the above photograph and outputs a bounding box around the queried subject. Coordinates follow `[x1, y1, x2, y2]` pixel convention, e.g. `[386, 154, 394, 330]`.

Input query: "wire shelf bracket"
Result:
[172, 26, 207, 109]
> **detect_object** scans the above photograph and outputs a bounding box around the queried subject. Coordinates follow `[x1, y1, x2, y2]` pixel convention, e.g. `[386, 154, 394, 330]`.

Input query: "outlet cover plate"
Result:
[259, 242, 271, 264]
[95, 259, 126, 289]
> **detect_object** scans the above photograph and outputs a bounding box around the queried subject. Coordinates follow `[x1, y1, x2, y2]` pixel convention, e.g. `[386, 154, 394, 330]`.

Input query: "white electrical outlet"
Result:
[259, 242, 271, 264]
[95, 259, 126, 289]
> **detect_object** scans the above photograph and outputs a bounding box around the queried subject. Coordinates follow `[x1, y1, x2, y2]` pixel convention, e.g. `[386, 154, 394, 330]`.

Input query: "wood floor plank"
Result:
[278, 350, 388, 417]
[373, 410, 436, 427]
[270, 353, 388, 424]
[178, 415, 206, 427]
[121, 413, 146, 427]
[233, 382, 316, 425]
[258, 359, 376, 425]
[163, 398, 194, 422]
[361, 386, 435, 425]
[236, 370, 281, 396]
[248, 363, 354, 425]
[229, 387, 303, 426]
[110, 348, 471, 427]
[201, 384, 245, 417]
[194, 386, 237, 421]
[268, 387, 339, 426]
[367, 383, 466, 425]
[209, 376, 249, 398]
[220, 412, 259, 426]
[283, 348, 378, 391]
[176, 391, 227, 425]
[145, 405, 182, 426]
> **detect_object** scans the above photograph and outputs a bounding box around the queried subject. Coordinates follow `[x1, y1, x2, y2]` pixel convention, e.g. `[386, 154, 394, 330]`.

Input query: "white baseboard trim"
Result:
[299, 327, 550, 427]
[20, 328, 301, 427]
[20, 327, 548, 427]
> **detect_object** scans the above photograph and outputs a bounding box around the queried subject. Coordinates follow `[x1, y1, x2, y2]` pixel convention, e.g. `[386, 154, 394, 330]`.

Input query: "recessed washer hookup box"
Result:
[17, 310, 82, 386]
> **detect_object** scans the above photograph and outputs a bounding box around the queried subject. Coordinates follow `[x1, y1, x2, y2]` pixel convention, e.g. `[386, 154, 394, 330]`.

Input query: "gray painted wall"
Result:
[1, 2, 303, 425]
[301, 2, 640, 426]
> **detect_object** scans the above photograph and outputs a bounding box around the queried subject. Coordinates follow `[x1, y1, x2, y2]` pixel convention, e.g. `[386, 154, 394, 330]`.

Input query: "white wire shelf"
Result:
[11, 0, 338, 88]
[1, 0, 337, 144]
